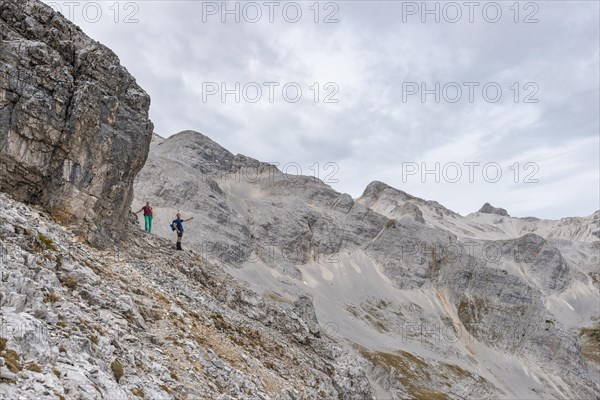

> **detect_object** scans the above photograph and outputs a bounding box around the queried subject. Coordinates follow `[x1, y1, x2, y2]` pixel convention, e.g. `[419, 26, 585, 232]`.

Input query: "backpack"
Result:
[170, 222, 175, 231]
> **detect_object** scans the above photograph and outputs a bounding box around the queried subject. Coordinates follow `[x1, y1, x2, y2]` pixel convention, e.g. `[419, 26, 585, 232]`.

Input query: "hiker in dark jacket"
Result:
[173, 213, 193, 250]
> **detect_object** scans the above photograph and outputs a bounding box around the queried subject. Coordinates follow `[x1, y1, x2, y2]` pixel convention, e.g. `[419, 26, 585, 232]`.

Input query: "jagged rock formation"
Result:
[134, 131, 600, 399]
[0, 0, 153, 248]
[478, 202, 510, 217]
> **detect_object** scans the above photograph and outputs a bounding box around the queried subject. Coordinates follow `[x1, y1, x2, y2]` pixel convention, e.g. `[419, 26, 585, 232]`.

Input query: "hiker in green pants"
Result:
[135, 201, 154, 233]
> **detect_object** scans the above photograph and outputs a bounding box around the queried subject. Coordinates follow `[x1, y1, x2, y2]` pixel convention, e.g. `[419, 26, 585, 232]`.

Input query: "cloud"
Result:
[44, 0, 599, 218]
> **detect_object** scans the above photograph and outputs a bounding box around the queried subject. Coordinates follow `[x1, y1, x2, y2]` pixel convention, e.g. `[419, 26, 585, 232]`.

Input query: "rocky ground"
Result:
[0, 192, 375, 399]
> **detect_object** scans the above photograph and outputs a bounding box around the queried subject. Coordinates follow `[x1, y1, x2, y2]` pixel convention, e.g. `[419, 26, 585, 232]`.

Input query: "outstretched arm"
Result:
[135, 208, 143, 213]
[185, 217, 194, 222]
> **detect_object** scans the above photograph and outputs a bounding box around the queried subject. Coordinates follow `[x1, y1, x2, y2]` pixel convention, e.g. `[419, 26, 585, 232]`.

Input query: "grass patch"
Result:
[4, 349, 21, 373]
[580, 324, 600, 364]
[52, 369, 61, 378]
[264, 291, 293, 304]
[357, 344, 487, 399]
[111, 360, 124, 383]
[357, 345, 443, 400]
[386, 219, 396, 229]
[45, 293, 61, 303]
[76, 318, 93, 333]
[263, 360, 276, 371]
[1, 339, 21, 373]
[37, 233, 57, 252]
[63, 276, 78, 290]
[211, 312, 233, 331]
[363, 313, 389, 333]
[159, 384, 171, 394]
[170, 372, 179, 381]
[131, 388, 145, 397]
[410, 387, 452, 400]
[445, 363, 471, 380]
[83, 259, 103, 275]
[25, 362, 42, 373]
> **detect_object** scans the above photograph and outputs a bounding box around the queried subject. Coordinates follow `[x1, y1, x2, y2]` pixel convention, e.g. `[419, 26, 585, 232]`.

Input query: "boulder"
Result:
[293, 295, 321, 337]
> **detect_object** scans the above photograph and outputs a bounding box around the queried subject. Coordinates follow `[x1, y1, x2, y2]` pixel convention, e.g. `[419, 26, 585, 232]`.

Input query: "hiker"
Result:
[172, 213, 193, 250]
[135, 201, 153, 233]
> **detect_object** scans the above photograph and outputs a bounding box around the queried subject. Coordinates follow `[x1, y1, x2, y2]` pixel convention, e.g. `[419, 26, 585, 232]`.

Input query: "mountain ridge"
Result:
[152, 130, 600, 222]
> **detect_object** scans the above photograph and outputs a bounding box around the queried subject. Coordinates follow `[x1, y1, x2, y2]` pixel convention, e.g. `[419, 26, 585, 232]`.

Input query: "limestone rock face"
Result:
[395, 202, 425, 224]
[0, 0, 153, 247]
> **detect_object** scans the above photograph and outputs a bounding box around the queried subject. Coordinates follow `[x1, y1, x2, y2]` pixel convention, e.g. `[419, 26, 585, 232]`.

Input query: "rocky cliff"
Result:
[0, 0, 153, 248]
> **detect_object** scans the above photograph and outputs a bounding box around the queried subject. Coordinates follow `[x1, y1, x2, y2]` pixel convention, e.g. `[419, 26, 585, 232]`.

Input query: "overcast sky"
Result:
[44, 0, 599, 219]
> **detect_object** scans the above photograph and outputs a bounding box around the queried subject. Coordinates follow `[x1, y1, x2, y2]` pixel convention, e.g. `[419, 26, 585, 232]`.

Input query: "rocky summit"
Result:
[1, 0, 599, 399]
[478, 203, 510, 217]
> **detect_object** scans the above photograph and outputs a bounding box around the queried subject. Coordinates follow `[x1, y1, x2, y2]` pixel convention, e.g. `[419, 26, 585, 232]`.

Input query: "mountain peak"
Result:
[171, 129, 209, 139]
[478, 202, 510, 217]
[165, 130, 224, 148]
[360, 181, 415, 201]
